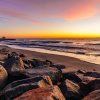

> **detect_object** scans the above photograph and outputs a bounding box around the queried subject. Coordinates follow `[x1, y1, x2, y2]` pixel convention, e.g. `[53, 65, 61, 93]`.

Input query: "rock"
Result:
[14, 86, 65, 100]
[84, 72, 100, 78]
[75, 71, 96, 84]
[0, 76, 53, 99]
[82, 90, 100, 100]
[52, 64, 66, 70]
[63, 72, 82, 83]
[29, 59, 53, 68]
[19, 54, 26, 59]
[63, 79, 82, 99]
[85, 79, 100, 93]
[82, 76, 96, 84]
[23, 60, 32, 69]
[0, 82, 38, 100]
[3, 53, 25, 75]
[4, 76, 43, 90]
[0, 48, 9, 54]
[0, 65, 8, 89]
[30, 59, 44, 68]
[23, 67, 62, 83]
[45, 60, 53, 67]
[77, 70, 86, 74]
[38, 76, 53, 89]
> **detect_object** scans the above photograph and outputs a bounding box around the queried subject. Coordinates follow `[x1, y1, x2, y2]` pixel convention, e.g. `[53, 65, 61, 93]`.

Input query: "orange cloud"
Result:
[0, 0, 99, 23]
[64, 3, 97, 21]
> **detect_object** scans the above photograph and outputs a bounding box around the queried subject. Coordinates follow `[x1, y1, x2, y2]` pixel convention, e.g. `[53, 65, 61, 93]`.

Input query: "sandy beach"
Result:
[0, 45, 100, 73]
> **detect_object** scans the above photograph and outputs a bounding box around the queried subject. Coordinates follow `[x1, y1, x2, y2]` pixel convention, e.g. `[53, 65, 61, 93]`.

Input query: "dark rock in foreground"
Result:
[23, 67, 62, 83]
[86, 79, 100, 93]
[0, 82, 38, 100]
[0, 65, 8, 90]
[14, 86, 66, 100]
[82, 90, 100, 100]
[64, 79, 82, 100]
[84, 72, 100, 78]
[3, 53, 25, 75]
[63, 72, 82, 83]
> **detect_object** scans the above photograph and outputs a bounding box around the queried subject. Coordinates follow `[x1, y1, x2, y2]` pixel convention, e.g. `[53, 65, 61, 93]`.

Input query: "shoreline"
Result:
[0, 45, 100, 72]
[0, 43, 100, 65]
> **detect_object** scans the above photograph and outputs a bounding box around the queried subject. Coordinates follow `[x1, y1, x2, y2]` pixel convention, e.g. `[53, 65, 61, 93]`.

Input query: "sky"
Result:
[0, 0, 100, 38]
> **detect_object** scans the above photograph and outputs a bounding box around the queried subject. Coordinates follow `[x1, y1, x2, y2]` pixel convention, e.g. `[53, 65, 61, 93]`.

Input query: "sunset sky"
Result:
[0, 0, 100, 38]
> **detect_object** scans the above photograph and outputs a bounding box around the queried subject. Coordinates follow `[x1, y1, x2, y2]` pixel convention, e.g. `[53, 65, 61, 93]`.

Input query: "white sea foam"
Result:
[0, 39, 100, 65]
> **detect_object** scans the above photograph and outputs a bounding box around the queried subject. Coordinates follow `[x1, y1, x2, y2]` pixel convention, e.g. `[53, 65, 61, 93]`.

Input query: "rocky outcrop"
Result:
[0, 51, 100, 100]
[14, 86, 65, 100]
[3, 53, 25, 75]
[0, 65, 8, 89]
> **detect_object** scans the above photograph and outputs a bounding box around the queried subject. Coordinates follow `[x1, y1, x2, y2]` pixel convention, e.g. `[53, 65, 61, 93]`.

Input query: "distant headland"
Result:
[0, 37, 16, 41]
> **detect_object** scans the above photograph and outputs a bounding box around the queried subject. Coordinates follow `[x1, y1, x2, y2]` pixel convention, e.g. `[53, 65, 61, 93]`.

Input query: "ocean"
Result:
[0, 38, 100, 65]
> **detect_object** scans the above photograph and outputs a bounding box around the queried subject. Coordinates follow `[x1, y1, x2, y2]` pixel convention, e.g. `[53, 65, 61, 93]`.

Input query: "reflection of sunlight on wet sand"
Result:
[2, 44, 100, 65]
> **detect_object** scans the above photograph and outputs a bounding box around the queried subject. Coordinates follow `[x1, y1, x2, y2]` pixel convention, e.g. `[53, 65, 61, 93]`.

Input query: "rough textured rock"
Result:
[86, 79, 100, 93]
[0, 65, 8, 89]
[3, 53, 25, 75]
[14, 86, 65, 100]
[82, 76, 96, 84]
[82, 90, 100, 100]
[63, 79, 82, 99]
[38, 76, 53, 89]
[23, 67, 62, 83]
[76, 72, 96, 84]
[0, 48, 9, 54]
[0, 76, 54, 99]
[52, 64, 65, 70]
[0, 82, 38, 100]
[30, 59, 46, 68]
[4, 76, 43, 90]
[63, 72, 82, 83]
[84, 72, 100, 78]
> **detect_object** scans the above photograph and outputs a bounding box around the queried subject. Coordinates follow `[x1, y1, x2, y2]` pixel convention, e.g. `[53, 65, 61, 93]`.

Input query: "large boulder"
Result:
[82, 90, 100, 100]
[4, 76, 43, 90]
[23, 67, 62, 83]
[0, 82, 38, 100]
[14, 86, 65, 100]
[3, 53, 25, 75]
[0, 75, 54, 99]
[60, 79, 82, 99]
[0, 76, 43, 99]
[0, 65, 8, 89]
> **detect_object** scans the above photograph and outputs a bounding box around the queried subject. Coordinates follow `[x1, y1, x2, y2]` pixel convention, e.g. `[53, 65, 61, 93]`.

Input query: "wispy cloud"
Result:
[0, 0, 99, 22]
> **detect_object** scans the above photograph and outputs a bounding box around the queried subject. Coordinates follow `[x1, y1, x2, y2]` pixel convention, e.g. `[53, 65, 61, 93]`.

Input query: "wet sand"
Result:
[0, 45, 100, 72]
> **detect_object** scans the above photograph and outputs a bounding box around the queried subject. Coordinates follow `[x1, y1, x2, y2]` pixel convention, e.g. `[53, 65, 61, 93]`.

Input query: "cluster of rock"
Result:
[0, 51, 100, 100]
